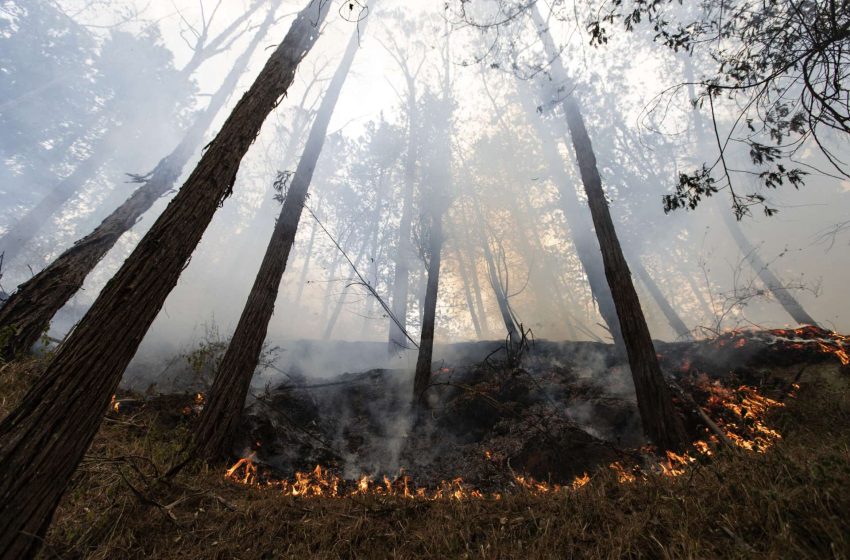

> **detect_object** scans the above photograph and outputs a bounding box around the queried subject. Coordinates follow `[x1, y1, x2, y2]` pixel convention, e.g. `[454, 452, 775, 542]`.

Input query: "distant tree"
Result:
[0, 1, 103, 224]
[0, 2, 330, 556]
[412, 38, 455, 406]
[195, 14, 370, 460]
[379, 13, 428, 354]
[0, 26, 193, 264]
[0, 3, 282, 361]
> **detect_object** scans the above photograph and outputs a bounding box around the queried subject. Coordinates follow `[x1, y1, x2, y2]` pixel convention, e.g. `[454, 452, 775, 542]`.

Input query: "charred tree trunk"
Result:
[0, 6, 279, 362]
[532, 6, 686, 451]
[0, 4, 329, 557]
[194, 22, 363, 461]
[412, 213, 444, 405]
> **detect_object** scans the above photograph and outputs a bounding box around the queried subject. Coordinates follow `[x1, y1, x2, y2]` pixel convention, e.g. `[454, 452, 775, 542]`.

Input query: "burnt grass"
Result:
[1, 331, 849, 559]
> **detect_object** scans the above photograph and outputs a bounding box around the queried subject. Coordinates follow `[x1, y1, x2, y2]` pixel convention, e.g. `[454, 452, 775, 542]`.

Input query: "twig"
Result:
[304, 205, 419, 349]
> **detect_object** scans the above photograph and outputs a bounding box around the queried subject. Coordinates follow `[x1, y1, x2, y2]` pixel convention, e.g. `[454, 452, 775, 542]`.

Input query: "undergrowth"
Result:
[1, 358, 848, 559]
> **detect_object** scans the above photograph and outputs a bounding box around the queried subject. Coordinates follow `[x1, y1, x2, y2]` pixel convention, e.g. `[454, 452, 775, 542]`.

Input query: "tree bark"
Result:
[194, 21, 364, 460]
[412, 213, 443, 405]
[531, 5, 686, 451]
[0, 4, 329, 557]
[0, 5, 279, 362]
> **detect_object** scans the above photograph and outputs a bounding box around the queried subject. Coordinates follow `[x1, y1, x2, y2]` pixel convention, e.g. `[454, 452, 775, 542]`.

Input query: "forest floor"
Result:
[2, 331, 849, 559]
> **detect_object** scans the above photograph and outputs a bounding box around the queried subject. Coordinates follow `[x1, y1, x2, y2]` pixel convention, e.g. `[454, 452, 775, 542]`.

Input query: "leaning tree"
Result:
[0, 2, 283, 362]
[195, 13, 372, 460]
[0, 2, 331, 556]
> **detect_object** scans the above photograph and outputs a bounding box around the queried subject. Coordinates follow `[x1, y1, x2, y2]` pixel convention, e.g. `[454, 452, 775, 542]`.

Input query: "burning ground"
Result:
[2, 327, 849, 558]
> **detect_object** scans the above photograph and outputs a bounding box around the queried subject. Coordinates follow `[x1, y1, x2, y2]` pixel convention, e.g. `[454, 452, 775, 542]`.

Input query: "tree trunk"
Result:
[412, 213, 444, 405]
[388, 77, 418, 354]
[516, 85, 624, 347]
[723, 212, 819, 326]
[0, 4, 328, 557]
[0, 5, 279, 362]
[531, 5, 686, 451]
[0, 133, 115, 264]
[682, 55, 820, 328]
[452, 244, 483, 338]
[630, 256, 692, 339]
[194, 21, 364, 461]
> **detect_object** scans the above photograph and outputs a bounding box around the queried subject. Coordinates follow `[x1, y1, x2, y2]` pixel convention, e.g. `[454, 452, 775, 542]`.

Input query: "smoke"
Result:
[1, 0, 847, 423]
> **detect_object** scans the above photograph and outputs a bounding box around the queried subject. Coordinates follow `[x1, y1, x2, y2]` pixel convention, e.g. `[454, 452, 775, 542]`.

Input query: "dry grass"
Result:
[1, 358, 848, 559]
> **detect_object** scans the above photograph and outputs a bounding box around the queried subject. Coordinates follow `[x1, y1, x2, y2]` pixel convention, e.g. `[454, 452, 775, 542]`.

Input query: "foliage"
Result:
[589, 0, 850, 218]
[182, 322, 279, 390]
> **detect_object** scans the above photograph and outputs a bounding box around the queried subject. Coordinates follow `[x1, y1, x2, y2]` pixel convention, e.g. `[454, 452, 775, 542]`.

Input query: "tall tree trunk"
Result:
[412, 213, 444, 405]
[630, 256, 691, 339]
[0, 4, 329, 557]
[388, 77, 418, 353]
[452, 244, 483, 338]
[194, 21, 364, 460]
[0, 5, 280, 362]
[516, 85, 624, 347]
[531, 6, 686, 451]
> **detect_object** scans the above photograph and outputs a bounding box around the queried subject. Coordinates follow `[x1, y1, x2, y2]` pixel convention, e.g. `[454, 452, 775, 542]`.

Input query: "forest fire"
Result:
[223, 377, 786, 499]
[766, 326, 849, 365]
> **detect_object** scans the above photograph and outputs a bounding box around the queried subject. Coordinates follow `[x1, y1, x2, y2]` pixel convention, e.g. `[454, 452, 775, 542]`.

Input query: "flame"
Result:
[766, 326, 849, 366]
[608, 462, 637, 483]
[571, 472, 591, 489]
[223, 373, 790, 499]
[224, 459, 599, 500]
